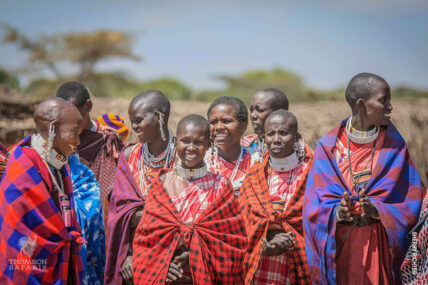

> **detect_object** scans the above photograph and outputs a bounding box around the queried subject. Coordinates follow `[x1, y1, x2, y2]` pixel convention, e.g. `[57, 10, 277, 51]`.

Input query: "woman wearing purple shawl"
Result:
[104, 90, 175, 284]
[303, 73, 425, 285]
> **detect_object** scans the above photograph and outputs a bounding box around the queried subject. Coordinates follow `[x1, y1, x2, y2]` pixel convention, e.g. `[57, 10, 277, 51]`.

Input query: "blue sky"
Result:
[1, 0, 427, 90]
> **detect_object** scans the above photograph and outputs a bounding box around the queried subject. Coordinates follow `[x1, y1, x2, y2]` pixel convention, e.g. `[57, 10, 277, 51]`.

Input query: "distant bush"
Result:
[0, 68, 20, 89]
[393, 86, 428, 99]
[195, 68, 309, 104]
[139, 78, 192, 100]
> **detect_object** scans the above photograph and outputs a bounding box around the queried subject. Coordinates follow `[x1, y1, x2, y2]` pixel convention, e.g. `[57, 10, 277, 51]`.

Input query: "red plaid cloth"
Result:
[267, 161, 306, 208]
[0, 136, 85, 284]
[206, 146, 259, 192]
[252, 161, 307, 285]
[238, 147, 313, 285]
[168, 171, 229, 223]
[254, 255, 290, 285]
[132, 169, 247, 284]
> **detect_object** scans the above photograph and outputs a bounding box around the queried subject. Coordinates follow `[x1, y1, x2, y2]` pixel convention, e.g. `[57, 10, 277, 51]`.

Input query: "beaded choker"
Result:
[142, 130, 174, 168]
[346, 117, 379, 144]
[31, 134, 67, 169]
[175, 164, 208, 180]
[269, 151, 299, 172]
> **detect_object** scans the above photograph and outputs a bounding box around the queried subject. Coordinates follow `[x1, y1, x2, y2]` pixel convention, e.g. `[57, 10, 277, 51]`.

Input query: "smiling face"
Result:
[362, 80, 393, 127]
[128, 101, 160, 144]
[208, 104, 247, 151]
[53, 107, 83, 156]
[264, 115, 296, 159]
[176, 123, 210, 169]
[249, 92, 276, 137]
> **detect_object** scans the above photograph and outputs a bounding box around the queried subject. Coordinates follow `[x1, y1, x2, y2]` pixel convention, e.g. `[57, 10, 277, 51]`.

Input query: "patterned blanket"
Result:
[0, 136, 85, 284]
[70, 154, 105, 285]
[303, 119, 425, 284]
[239, 147, 313, 285]
[132, 170, 247, 284]
[104, 154, 145, 284]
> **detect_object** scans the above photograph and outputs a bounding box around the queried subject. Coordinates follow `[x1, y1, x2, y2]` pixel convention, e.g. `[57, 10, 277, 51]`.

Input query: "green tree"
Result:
[2, 25, 140, 82]
[0, 68, 20, 89]
[139, 78, 192, 100]
[197, 68, 308, 103]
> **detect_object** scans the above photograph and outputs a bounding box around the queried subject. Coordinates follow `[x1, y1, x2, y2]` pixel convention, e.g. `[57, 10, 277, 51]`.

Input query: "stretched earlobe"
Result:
[86, 100, 93, 112]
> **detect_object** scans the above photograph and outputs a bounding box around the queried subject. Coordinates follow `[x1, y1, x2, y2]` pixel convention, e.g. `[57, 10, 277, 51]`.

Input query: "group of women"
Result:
[0, 72, 426, 285]
[104, 72, 426, 285]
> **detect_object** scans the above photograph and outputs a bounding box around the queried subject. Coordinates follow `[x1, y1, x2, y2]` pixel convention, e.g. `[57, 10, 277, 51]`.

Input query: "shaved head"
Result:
[256, 88, 289, 110]
[265, 109, 298, 134]
[176, 114, 210, 138]
[34, 97, 81, 138]
[130, 90, 171, 120]
[345, 73, 388, 108]
[56, 81, 90, 108]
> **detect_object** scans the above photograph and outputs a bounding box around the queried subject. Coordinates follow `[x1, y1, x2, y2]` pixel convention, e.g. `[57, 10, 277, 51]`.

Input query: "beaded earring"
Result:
[259, 136, 265, 163]
[294, 138, 305, 161]
[156, 111, 166, 141]
[44, 122, 56, 160]
[210, 143, 219, 174]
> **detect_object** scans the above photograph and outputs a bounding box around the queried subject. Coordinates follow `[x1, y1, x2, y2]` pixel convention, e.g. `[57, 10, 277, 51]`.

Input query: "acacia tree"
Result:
[2, 24, 140, 81]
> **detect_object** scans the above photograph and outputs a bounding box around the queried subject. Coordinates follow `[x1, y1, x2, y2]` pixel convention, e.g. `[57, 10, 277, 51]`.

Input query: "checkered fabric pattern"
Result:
[253, 254, 290, 285]
[238, 147, 313, 285]
[104, 153, 146, 285]
[92, 121, 122, 202]
[206, 146, 260, 193]
[401, 194, 428, 284]
[0, 136, 86, 284]
[267, 161, 306, 208]
[132, 170, 247, 284]
[171, 172, 229, 223]
[303, 119, 426, 285]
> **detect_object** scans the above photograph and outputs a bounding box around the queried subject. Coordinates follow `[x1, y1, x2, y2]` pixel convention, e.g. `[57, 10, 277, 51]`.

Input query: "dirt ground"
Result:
[1, 95, 427, 186]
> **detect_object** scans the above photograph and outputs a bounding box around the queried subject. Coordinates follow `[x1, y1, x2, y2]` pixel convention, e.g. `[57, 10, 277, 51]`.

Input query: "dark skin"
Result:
[208, 104, 247, 162]
[262, 112, 299, 256]
[34, 98, 83, 157]
[337, 190, 379, 226]
[67, 98, 93, 168]
[338, 80, 392, 224]
[68, 97, 93, 130]
[166, 121, 210, 283]
[249, 91, 277, 139]
[121, 99, 170, 284]
[351, 80, 393, 131]
[262, 233, 296, 255]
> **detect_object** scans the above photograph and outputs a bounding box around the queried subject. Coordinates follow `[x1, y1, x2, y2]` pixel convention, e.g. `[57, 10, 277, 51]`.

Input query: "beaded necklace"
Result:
[139, 131, 175, 195]
[175, 164, 208, 181]
[345, 118, 378, 193]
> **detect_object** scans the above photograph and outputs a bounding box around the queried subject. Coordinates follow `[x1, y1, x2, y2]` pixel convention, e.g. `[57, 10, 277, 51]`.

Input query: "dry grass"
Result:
[2, 95, 426, 185]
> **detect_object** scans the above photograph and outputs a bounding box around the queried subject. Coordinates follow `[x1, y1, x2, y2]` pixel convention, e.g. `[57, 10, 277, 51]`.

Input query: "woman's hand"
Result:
[337, 192, 353, 222]
[121, 254, 134, 284]
[359, 189, 378, 218]
[262, 232, 295, 256]
[166, 261, 183, 283]
[173, 250, 190, 267]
